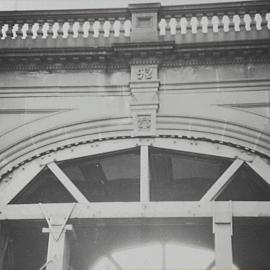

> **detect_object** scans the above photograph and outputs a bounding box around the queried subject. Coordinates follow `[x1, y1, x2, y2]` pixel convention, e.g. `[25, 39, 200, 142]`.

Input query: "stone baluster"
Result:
[26, 20, 34, 39]
[88, 18, 95, 38]
[36, 20, 44, 39]
[164, 15, 171, 36]
[190, 17, 197, 34]
[5, 21, 14, 39]
[98, 18, 105, 38]
[67, 19, 74, 38]
[57, 19, 65, 38]
[238, 11, 246, 32]
[211, 15, 218, 32]
[202, 15, 209, 33]
[16, 20, 24, 39]
[47, 19, 55, 39]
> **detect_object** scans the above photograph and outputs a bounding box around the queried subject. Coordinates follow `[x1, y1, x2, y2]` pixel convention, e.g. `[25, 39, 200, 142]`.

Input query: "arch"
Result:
[1, 113, 270, 178]
[90, 242, 218, 270]
[1, 137, 270, 206]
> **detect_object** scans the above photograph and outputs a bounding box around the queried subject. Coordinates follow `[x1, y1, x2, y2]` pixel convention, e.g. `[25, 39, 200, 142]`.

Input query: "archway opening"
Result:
[92, 242, 215, 270]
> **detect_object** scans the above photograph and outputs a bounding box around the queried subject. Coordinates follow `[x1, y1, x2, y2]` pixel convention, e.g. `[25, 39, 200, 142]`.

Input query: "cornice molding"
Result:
[0, 40, 269, 71]
[1, 114, 270, 180]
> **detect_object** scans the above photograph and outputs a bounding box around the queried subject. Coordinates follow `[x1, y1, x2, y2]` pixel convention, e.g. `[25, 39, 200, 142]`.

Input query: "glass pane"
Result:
[233, 218, 270, 270]
[59, 148, 140, 202]
[217, 164, 270, 201]
[11, 223, 48, 270]
[70, 219, 214, 270]
[10, 168, 76, 204]
[150, 147, 231, 201]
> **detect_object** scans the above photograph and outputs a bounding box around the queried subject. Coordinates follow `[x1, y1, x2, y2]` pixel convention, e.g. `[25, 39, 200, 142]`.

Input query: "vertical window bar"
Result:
[140, 145, 150, 202]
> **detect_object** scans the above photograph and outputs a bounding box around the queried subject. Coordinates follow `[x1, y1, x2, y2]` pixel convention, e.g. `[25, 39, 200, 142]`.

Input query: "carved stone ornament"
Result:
[136, 67, 153, 80]
[137, 115, 152, 131]
[131, 64, 158, 82]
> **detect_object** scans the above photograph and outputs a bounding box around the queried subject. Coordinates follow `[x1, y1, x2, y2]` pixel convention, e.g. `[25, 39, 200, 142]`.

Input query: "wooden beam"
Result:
[1, 202, 270, 220]
[152, 138, 255, 162]
[213, 203, 233, 270]
[201, 159, 244, 202]
[140, 145, 150, 202]
[214, 224, 233, 269]
[0, 161, 43, 204]
[0, 139, 138, 203]
[48, 139, 138, 163]
[43, 224, 73, 270]
[47, 162, 89, 203]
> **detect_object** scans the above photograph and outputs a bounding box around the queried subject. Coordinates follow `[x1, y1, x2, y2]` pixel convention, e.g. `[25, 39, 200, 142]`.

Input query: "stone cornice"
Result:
[0, 39, 269, 71]
[0, 0, 269, 71]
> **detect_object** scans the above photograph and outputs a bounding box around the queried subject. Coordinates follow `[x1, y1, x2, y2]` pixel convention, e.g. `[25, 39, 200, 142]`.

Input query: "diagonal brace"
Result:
[47, 162, 89, 203]
[201, 159, 244, 202]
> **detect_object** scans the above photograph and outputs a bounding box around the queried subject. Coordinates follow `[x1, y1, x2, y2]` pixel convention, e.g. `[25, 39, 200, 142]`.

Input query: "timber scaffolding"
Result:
[0, 0, 269, 70]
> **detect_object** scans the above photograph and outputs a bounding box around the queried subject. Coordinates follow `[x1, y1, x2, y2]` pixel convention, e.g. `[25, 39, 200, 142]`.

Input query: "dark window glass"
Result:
[150, 147, 231, 201]
[11, 223, 48, 270]
[233, 218, 270, 270]
[10, 168, 75, 204]
[59, 148, 140, 202]
[217, 163, 270, 201]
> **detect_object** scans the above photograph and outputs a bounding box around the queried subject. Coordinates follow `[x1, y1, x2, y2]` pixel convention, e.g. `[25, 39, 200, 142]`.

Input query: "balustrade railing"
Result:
[0, 8, 131, 48]
[158, 1, 270, 43]
[0, 1, 269, 49]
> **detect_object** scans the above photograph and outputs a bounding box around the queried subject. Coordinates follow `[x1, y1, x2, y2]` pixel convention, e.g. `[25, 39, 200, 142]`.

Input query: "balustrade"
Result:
[0, 1, 269, 48]
[158, 2, 270, 44]
[0, 9, 131, 47]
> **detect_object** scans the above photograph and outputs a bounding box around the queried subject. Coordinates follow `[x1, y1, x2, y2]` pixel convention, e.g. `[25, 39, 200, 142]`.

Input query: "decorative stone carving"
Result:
[137, 115, 152, 131]
[136, 67, 153, 80]
[130, 63, 159, 136]
[131, 64, 158, 82]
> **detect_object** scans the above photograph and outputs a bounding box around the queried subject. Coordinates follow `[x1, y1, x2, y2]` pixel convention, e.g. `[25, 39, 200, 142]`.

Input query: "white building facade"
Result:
[0, 1, 270, 269]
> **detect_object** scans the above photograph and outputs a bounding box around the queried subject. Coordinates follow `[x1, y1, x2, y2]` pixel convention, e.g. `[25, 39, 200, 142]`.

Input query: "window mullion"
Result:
[140, 145, 150, 202]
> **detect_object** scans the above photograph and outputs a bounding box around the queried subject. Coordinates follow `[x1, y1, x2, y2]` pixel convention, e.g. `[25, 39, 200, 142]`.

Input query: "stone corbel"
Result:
[130, 63, 159, 136]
